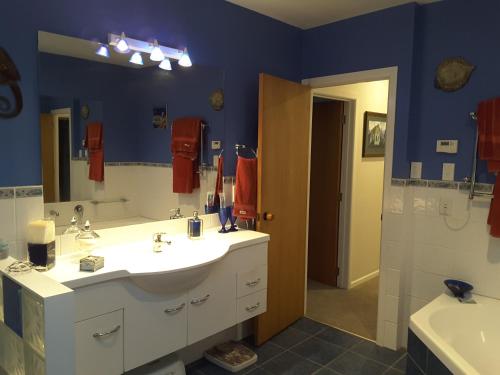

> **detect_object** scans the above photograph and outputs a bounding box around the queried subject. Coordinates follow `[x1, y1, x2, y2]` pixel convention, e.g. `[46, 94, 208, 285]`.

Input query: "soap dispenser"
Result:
[76, 220, 100, 252]
[187, 211, 203, 239]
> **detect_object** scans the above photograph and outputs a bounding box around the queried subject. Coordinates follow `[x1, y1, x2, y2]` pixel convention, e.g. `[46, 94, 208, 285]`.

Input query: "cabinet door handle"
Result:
[92, 325, 121, 338]
[245, 302, 261, 312]
[246, 278, 261, 287]
[164, 303, 186, 314]
[190, 294, 210, 305]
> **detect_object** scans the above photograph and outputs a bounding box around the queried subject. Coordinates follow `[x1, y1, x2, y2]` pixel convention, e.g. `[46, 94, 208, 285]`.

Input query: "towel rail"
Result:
[235, 144, 257, 158]
[469, 111, 493, 200]
[90, 198, 129, 205]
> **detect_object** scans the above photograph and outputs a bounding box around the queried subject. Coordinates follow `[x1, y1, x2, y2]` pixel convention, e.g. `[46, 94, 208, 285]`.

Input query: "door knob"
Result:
[263, 212, 274, 221]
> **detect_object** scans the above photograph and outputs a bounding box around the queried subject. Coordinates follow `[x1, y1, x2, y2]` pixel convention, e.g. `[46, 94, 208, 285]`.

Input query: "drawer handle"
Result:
[246, 278, 261, 287]
[191, 294, 210, 305]
[164, 303, 186, 314]
[245, 302, 261, 312]
[92, 325, 121, 338]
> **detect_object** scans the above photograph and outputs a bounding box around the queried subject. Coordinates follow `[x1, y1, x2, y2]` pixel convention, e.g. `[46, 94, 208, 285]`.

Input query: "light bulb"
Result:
[95, 44, 109, 58]
[178, 48, 192, 67]
[129, 52, 143, 65]
[159, 58, 172, 71]
[150, 40, 164, 62]
[114, 32, 129, 53]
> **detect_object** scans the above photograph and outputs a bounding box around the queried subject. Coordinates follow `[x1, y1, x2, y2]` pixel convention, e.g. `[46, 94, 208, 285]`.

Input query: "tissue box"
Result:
[79, 256, 104, 272]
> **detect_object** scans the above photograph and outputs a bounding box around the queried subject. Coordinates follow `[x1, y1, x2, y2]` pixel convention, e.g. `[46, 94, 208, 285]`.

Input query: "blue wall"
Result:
[301, 3, 418, 179]
[0, 0, 301, 186]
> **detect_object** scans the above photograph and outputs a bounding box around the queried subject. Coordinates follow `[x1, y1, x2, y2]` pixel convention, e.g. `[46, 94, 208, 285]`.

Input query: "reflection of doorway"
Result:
[40, 108, 72, 203]
[305, 80, 389, 341]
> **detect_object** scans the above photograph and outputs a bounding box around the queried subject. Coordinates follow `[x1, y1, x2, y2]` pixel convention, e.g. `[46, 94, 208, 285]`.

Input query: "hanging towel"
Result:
[171, 117, 202, 193]
[233, 156, 257, 220]
[214, 155, 224, 207]
[477, 98, 500, 236]
[84, 122, 104, 182]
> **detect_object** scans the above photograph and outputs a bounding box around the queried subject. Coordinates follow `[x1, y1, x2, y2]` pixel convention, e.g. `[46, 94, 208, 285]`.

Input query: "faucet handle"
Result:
[169, 208, 184, 219]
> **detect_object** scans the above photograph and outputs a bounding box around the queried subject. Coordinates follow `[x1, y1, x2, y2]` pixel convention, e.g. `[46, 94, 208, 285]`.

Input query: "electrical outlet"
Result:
[439, 198, 453, 216]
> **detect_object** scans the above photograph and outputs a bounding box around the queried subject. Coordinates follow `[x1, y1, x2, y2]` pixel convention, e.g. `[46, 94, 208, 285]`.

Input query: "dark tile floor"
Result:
[186, 318, 406, 375]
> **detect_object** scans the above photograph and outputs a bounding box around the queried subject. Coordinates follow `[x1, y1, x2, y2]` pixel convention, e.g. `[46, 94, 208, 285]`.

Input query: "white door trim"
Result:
[302, 67, 398, 346]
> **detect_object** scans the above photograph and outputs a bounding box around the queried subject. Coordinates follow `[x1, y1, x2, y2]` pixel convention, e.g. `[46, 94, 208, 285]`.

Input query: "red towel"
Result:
[85, 122, 104, 182]
[171, 117, 202, 193]
[477, 98, 500, 236]
[214, 156, 224, 207]
[233, 156, 257, 219]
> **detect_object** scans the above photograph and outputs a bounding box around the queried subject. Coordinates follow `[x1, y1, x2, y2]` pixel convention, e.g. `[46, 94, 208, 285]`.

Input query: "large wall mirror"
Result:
[38, 31, 225, 231]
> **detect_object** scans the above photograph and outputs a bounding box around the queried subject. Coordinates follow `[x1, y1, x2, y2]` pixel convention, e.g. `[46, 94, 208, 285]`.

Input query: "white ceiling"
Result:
[226, 0, 438, 29]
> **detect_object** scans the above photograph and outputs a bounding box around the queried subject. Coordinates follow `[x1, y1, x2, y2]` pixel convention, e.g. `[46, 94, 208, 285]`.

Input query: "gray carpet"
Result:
[306, 276, 379, 341]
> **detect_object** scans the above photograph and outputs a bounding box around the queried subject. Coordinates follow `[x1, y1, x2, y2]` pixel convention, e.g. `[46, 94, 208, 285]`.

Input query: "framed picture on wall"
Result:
[362, 111, 387, 157]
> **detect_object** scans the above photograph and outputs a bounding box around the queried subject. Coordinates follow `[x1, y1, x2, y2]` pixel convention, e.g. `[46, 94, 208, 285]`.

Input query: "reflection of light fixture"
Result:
[150, 40, 164, 61]
[159, 58, 172, 71]
[95, 44, 110, 58]
[178, 48, 192, 67]
[129, 52, 144, 65]
[114, 32, 129, 53]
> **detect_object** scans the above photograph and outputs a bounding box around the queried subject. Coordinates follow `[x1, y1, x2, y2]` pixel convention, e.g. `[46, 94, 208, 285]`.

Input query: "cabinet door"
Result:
[187, 265, 236, 345]
[124, 291, 187, 372]
[75, 310, 123, 375]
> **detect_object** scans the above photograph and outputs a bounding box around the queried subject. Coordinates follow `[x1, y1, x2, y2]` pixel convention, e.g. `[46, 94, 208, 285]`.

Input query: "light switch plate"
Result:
[436, 140, 458, 154]
[442, 163, 455, 181]
[410, 162, 422, 179]
[211, 140, 221, 150]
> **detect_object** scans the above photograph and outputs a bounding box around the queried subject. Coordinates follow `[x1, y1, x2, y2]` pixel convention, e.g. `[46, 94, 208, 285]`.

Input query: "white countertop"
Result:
[45, 228, 269, 289]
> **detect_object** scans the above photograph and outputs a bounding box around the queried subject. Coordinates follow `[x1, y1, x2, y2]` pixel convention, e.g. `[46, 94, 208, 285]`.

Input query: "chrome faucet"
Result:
[169, 208, 184, 220]
[153, 232, 172, 252]
[49, 209, 60, 218]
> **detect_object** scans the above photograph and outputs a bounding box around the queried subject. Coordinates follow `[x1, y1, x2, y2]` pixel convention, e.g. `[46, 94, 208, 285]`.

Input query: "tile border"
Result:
[0, 188, 15, 200]
[14, 186, 43, 198]
[391, 178, 493, 192]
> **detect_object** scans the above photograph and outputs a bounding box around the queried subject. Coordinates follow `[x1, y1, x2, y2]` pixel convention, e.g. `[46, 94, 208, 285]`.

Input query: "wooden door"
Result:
[307, 100, 344, 286]
[40, 114, 56, 203]
[255, 74, 311, 345]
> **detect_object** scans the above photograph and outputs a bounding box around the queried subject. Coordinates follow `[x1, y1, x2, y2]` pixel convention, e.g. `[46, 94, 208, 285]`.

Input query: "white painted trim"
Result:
[349, 269, 380, 288]
[303, 66, 398, 347]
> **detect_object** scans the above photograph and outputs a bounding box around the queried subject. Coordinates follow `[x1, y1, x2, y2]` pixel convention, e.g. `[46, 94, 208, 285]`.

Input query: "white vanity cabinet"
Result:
[72, 240, 268, 373]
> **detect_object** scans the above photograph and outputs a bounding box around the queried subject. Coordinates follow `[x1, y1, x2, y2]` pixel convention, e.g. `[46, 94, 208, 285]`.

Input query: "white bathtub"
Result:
[410, 293, 500, 375]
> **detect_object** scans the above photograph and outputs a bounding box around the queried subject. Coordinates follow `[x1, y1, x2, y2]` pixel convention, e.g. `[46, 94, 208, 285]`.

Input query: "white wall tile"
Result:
[381, 295, 399, 323]
[15, 196, 44, 242]
[0, 198, 16, 241]
[381, 267, 400, 297]
[410, 269, 447, 301]
[383, 321, 398, 350]
[380, 241, 403, 270]
[413, 242, 453, 276]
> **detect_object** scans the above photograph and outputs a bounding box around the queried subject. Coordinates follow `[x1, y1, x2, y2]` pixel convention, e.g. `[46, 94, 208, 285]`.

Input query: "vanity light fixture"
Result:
[129, 52, 144, 65]
[150, 40, 164, 62]
[95, 44, 110, 58]
[178, 48, 192, 67]
[159, 58, 172, 71]
[114, 32, 130, 53]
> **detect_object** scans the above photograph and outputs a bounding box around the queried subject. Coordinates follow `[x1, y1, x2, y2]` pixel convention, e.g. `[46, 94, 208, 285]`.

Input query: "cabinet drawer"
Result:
[124, 292, 187, 372]
[187, 268, 236, 345]
[237, 264, 267, 297]
[75, 309, 123, 375]
[237, 290, 267, 323]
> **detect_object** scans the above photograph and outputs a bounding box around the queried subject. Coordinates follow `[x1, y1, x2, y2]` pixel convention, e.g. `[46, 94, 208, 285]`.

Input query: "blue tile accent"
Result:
[407, 329, 427, 371]
[317, 326, 363, 348]
[350, 340, 404, 366]
[407, 329, 452, 375]
[261, 351, 321, 375]
[0, 188, 14, 200]
[270, 327, 310, 348]
[15, 186, 43, 198]
[2, 276, 23, 337]
[290, 337, 344, 365]
[327, 351, 388, 375]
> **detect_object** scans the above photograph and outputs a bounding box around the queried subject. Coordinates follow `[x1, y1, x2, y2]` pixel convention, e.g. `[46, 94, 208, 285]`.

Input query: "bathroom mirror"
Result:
[37, 31, 224, 231]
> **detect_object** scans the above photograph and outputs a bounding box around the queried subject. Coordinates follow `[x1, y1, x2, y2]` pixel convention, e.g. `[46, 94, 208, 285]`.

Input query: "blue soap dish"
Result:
[444, 279, 473, 298]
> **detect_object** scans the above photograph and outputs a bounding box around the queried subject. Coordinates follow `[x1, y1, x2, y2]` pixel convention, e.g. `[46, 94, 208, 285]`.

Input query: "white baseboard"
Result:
[349, 269, 379, 289]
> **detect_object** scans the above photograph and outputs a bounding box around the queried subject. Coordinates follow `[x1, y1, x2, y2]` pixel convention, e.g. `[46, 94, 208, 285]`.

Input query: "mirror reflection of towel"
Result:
[85, 122, 104, 182]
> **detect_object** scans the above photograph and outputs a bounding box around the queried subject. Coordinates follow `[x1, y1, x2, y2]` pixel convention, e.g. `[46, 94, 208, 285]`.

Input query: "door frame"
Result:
[302, 67, 398, 345]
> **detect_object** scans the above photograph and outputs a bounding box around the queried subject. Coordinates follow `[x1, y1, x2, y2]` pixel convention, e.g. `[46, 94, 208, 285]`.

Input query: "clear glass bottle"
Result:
[76, 220, 100, 252]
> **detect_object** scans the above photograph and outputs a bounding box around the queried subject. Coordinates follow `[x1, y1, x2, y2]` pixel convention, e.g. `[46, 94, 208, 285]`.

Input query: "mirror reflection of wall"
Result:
[38, 31, 225, 229]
